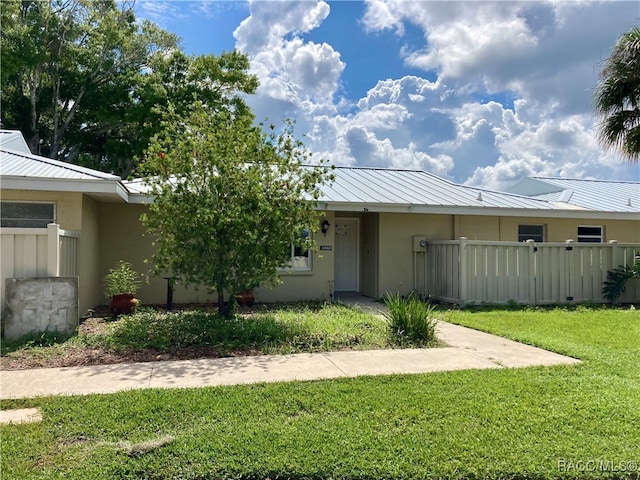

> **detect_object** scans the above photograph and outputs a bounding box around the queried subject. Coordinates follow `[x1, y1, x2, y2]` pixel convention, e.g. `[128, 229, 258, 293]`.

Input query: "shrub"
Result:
[383, 292, 438, 344]
[602, 262, 640, 303]
[103, 260, 142, 297]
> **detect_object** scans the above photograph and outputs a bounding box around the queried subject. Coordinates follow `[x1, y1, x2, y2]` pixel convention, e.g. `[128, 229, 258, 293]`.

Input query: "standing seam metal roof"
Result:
[527, 177, 640, 213]
[317, 166, 557, 210]
[0, 148, 121, 181]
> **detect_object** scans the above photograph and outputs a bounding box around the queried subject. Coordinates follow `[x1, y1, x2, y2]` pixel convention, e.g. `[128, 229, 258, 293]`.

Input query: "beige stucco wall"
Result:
[99, 203, 170, 305]
[4, 189, 638, 309]
[376, 213, 454, 297]
[78, 195, 101, 314]
[1, 190, 83, 230]
[495, 216, 640, 243]
[450, 214, 640, 243]
[98, 203, 336, 306]
[256, 212, 335, 303]
[372, 212, 640, 299]
[94, 208, 640, 305]
[454, 215, 500, 240]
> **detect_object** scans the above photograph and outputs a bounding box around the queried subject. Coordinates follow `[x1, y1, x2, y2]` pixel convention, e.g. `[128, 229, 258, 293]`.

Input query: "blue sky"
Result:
[135, 0, 640, 190]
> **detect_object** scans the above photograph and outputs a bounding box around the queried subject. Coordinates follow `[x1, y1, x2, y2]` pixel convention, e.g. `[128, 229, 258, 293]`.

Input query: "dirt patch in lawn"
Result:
[0, 344, 236, 371]
[0, 306, 265, 371]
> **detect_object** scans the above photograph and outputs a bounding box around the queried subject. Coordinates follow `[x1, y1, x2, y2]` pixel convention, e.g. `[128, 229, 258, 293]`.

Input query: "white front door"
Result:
[334, 218, 359, 291]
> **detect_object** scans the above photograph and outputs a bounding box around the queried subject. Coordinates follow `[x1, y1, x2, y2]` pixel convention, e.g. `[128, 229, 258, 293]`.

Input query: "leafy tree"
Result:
[139, 102, 334, 315]
[594, 26, 640, 162]
[1, 0, 258, 177]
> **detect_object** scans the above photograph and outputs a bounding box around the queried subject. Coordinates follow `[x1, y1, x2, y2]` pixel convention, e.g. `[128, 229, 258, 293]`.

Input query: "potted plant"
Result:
[104, 260, 142, 315]
[234, 289, 255, 306]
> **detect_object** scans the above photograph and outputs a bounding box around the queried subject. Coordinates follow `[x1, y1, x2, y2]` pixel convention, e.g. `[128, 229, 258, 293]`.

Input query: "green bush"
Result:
[384, 292, 438, 344]
[103, 260, 142, 297]
[602, 262, 640, 303]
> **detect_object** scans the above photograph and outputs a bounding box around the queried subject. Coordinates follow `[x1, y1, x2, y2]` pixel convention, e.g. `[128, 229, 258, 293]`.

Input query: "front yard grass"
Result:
[2, 306, 639, 479]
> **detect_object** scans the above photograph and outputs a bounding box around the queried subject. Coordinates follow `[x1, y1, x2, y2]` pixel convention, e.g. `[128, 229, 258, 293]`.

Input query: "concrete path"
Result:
[0, 321, 579, 402]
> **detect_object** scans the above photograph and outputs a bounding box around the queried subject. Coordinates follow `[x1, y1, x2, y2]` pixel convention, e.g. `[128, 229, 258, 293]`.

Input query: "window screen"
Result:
[518, 224, 544, 242]
[0, 202, 55, 228]
[577, 226, 603, 243]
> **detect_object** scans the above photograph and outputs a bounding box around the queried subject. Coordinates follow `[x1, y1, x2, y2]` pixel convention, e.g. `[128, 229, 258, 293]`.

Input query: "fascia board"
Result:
[321, 201, 640, 220]
[1, 177, 129, 202]
[127, 193, 154, 204]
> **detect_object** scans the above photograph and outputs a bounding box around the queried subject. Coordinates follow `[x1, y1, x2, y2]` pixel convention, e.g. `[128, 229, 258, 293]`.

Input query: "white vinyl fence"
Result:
[423, 238, 640, 305]
[1, 223, 79, 307]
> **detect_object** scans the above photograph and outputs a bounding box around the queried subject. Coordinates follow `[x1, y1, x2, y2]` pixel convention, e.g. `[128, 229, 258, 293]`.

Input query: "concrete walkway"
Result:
[0, 321, 579, 401]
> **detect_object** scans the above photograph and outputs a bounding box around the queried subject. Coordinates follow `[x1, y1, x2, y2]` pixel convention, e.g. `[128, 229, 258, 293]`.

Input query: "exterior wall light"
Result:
[321, 219, 330, 236]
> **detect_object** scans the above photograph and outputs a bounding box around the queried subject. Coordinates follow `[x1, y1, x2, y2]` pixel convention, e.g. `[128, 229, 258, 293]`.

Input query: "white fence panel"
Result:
[535, 243, 572, 304]
[60, 235, 79, 277]
[613, 245, 640, 304]
[425, 241, 460, 303]
[462, 241, 535, 304]
[425, 238, 640, 305]
[1, 224, 79, 309]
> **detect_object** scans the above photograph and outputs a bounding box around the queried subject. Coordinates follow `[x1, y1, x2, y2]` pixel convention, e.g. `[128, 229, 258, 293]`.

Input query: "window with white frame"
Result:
[0, 202, 55, 228]
[518, 224, 545, 243]
[286, 228, 312, 271]
[577, 225, 603, 243]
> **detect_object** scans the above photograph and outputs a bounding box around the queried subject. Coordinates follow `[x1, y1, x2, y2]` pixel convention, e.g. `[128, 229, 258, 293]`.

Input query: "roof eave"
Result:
[319, 201, 640, 219]
[1, 176, 129, 202]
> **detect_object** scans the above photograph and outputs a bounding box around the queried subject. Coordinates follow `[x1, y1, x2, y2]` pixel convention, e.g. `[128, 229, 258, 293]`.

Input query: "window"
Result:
[0, 202, 55, 228]
[518, 224, 545, 243]
[577, 225, 603, 243]
[285, 228, 311, 271]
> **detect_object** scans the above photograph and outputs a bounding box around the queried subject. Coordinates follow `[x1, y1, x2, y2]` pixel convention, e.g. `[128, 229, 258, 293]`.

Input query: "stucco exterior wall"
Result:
[78, 195, 101, 314]
[372, 213, 640, 299]
[496, 216, 640, 243]
[454, 215, 500, 240]
[5, 189, 637, 309]
[99, 203, 167, 305]
[376, 213, 454, 297]
[256, 213, 335, 303]
[98, 204, 336, 306]
[1, 190, 83, 230]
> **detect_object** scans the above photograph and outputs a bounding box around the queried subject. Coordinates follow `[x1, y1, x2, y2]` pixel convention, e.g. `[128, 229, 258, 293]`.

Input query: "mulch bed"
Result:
[1, 304, 261, 371]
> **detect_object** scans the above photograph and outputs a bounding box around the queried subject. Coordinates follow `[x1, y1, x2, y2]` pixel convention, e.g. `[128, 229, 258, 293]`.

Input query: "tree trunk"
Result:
[217, 287, 229, 317]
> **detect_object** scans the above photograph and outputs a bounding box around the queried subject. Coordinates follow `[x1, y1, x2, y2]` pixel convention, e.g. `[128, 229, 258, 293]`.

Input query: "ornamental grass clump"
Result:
[384, 292, 438, 345]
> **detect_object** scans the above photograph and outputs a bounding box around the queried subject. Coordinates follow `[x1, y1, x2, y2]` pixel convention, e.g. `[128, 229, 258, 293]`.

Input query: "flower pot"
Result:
[109, 293, 139, 315]
[234, 291, 255, 306]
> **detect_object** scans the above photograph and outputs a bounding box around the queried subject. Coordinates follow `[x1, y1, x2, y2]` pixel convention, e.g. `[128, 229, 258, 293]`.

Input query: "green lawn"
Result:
[2, 306, 639, 479]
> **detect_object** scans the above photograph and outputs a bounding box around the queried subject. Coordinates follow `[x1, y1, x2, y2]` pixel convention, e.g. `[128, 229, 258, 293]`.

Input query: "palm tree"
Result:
[594, 26, 640, 163]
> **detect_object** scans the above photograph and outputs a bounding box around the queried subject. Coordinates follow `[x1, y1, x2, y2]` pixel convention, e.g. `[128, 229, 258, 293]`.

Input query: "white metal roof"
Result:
[507, 176, 640, 213]
[0, 130, 30, 154]
[0, 148, 120, 181]
[125, 166, 639, 218]
[315, 166, 557, 211]
[2, 131, 637, 219]
[0, 146, 128, 201]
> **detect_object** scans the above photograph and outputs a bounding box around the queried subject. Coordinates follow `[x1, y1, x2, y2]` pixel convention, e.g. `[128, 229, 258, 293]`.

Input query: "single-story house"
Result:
[2, 130, 639, 320]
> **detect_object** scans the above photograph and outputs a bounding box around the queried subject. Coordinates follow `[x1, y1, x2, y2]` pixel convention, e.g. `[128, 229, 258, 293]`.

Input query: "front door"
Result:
[334, 218, 359, 291]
